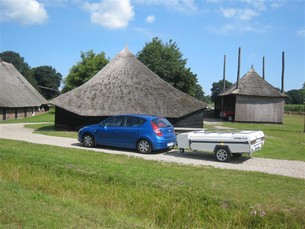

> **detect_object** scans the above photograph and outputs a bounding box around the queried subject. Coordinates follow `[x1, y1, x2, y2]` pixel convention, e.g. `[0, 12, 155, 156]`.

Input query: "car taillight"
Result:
[151, 121, 163, 136]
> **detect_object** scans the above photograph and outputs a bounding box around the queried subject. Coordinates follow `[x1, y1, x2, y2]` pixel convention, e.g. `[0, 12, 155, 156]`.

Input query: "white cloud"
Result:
[220, 7, 258, 21]
[0, 0, 48, 25]
[134, 0, 197, 13]
[240, 0, 266, 11]
[83, 0, 134, 29]
[297, 28, 305, 37]
[209, 23, 269, 35]
[146, 15, 155, 23]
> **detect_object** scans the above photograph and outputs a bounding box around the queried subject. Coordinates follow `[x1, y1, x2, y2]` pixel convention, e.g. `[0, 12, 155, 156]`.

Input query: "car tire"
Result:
[179, 148, 185, 153]
[215, 147, 231, 162]
[82, 134, 95, 148]
[227, 116, 234, 122]
[137, 139, 152, 154]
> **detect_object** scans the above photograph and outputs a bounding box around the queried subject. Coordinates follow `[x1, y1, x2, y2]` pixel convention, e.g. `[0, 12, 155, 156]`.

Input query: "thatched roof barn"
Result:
[51, 47, 207, 129]
[215, 67, 287, 123]
[0, 59, 47, 120]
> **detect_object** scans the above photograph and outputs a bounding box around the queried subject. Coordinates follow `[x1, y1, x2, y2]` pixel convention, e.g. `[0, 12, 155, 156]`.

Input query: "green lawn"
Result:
[221, 115, 305, 161]
[1, 139, 304, 228]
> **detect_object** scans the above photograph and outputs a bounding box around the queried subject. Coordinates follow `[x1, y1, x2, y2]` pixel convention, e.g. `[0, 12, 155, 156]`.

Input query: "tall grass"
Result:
[1, 139, 305, 228]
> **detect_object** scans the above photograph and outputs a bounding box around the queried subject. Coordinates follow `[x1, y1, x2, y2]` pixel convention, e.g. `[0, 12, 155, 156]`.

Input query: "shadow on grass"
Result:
[165, 150, 252, 164]
[72, 142, 171, 155]
[35, 125, 55, 131]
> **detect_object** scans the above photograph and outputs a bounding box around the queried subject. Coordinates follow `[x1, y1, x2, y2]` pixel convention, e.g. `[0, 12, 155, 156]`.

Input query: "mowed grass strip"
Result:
[1, 139, 304, 228]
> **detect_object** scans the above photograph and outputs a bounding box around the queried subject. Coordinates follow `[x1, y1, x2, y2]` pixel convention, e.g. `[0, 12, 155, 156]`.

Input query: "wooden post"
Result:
[236, 47, 241, 89]
[223, 54, 226, 90]
[281, 51, 285, 93]
[262, 56, 265, 80]
[221, 55, 226, 112]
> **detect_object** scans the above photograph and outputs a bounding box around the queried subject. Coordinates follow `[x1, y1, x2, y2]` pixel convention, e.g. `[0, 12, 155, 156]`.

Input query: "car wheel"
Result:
[83, 134, 95, 148]
[215, 147, 231, 162]
[227, 116, 234, 122]
[179, 148, 185, 153]
[137, 139, 152, 154]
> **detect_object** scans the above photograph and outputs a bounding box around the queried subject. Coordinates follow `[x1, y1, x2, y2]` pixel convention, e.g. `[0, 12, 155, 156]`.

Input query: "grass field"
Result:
[222, 115, 305, 161]
[1, 139, 304, 228]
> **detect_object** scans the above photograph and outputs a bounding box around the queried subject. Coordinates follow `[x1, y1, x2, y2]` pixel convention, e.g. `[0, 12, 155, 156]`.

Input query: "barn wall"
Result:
[0, 107, 41, 120]
[235, 95, 285, 123]
[215, 95, 236, 118]
[55, 106, 108, 130]
[55, 106, 205, 130]
[168, 110, 205, 128]
[0, 108, 3, 120]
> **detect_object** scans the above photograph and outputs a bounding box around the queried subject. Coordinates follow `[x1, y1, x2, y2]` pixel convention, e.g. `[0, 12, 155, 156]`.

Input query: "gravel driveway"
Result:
[1, 123, 305, 179]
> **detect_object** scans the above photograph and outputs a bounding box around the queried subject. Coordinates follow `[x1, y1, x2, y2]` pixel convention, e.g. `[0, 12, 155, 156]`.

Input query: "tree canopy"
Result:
[62, 50, 109, 93]
[210, 80, 233, 102]
[285, 89, 305, 104]
[32, 66, 62, 100]
[0, 51, 37, 88]
[137, 37, 204, 100]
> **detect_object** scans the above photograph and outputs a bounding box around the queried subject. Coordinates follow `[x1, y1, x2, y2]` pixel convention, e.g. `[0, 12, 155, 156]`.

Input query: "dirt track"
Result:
[1, 123, 305, 179]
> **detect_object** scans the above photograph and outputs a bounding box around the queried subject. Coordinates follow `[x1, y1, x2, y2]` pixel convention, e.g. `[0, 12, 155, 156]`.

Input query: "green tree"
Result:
[0, 51, 37, 88]
[137, 37, 204, 99]
[62, 50, 109, 93]
[210, 80, 233, 102]
[285, 89, 305, 104]
[32, 66, 62, 100]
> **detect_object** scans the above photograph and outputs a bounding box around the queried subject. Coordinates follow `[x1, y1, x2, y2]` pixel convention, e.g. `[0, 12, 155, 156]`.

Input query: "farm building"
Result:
[215, 66, 287, 123]
[51, 47, 207, 130]
[0, 59, 47, 120]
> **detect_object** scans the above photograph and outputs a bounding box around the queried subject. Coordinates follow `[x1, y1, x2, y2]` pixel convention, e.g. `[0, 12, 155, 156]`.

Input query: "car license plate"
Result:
[167, 142, 174, 147]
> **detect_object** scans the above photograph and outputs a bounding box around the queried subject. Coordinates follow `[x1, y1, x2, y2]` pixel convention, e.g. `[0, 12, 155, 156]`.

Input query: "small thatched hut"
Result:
[51, 47, 207, 130]
[0, 59, 47, 120]
[215, 67, 287, 123]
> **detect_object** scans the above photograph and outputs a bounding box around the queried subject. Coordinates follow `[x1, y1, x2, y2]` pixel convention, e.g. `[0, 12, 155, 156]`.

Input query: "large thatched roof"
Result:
[219, 67, 286, 98]
[51, 47, 207, 117]
[0, 60, 47, 107]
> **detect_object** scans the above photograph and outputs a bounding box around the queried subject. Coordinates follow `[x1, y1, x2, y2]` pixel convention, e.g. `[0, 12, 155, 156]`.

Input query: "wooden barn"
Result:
[51, 47, 207, 130]
[215, 67, 287, 123]
[0, 59, 47, 120]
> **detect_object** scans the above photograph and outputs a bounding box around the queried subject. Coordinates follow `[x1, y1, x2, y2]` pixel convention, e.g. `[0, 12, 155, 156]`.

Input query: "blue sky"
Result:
[0, 0, 304, 95]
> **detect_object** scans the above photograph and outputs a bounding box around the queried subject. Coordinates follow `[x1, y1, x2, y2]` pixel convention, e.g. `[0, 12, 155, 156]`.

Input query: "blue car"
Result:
[78, 114, 176, 154]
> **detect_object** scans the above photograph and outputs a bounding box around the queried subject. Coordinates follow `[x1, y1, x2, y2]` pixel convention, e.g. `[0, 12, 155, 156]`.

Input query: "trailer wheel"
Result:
[179, 148, 185, 153]
[215, 147, 231, 162]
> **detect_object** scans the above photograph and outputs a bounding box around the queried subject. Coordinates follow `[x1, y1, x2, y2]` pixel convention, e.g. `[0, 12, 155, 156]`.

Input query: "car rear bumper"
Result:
[153, 137, 176, 151]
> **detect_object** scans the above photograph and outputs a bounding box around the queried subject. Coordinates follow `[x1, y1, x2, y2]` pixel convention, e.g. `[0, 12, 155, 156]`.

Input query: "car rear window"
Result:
[152, 118, 172, 128]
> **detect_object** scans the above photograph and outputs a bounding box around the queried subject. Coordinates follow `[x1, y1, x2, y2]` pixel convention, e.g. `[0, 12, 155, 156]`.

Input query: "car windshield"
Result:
[152, 118, 172, 128]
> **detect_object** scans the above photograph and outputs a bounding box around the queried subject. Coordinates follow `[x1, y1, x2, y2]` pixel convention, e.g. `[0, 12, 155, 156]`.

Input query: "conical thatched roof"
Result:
[0, 60, 47, 107]
[219, 67, 286, 97]
[51, 47, 207, 117]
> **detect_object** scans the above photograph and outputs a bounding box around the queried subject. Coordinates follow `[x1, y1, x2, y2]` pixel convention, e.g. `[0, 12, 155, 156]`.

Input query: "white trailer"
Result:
[176, 130, 265, 162]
